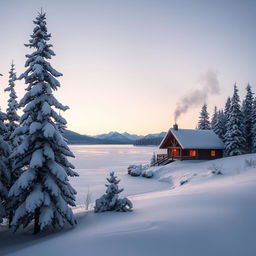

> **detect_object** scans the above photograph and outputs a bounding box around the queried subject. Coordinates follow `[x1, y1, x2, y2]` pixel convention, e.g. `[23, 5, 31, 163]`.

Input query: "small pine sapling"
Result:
[94, 172, 133, 213]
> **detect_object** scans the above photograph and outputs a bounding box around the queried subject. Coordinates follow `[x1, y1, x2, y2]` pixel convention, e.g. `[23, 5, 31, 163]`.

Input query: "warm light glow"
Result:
[171, 148, 179, 156]
[211, 150, 216, 157]
[189, 150, 197, 157]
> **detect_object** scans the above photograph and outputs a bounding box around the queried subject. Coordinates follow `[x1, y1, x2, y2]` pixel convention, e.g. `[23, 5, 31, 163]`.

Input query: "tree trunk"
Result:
[34, 208, 40, 234]
[8, 211, 13, 228]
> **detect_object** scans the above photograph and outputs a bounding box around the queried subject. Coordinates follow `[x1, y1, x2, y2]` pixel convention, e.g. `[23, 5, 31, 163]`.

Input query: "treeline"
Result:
[198, 84, 255, 156]
[134, 136, 165, 146]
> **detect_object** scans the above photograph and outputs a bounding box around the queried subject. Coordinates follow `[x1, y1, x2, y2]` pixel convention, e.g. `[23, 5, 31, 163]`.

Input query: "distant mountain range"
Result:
[63, 130, 166, 145]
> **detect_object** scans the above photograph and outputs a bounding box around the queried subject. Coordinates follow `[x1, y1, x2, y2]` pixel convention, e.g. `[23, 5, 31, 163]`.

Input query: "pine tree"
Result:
[198, 103, 211, 130]
[4, 62, 21, 149]
[224, 97, 231, 117]
[223, 97, 231, 141]
[241, 84, 254, 153]
[0, 76, 10, 223]
[4, 62, 22, 226]
[251, 97, 256, 152]
[95, 172, 133, 212]
[8, 11, 78, 234]
[214, 110, 226, 141]
[211, 106, 218, 132]
[225, 84, 245, 156]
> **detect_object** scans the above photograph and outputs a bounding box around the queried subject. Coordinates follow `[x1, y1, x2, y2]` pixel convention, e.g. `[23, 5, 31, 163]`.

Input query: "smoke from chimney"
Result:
[174, 70, 220, 123]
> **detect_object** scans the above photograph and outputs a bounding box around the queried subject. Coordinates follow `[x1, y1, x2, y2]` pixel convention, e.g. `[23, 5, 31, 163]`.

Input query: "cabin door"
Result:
[168, 148, 180, 157]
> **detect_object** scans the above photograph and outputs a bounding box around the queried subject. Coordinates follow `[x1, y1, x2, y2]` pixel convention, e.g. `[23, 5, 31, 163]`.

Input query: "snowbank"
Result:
[1, 153, 256, 256]
[143, 153, 256, 188]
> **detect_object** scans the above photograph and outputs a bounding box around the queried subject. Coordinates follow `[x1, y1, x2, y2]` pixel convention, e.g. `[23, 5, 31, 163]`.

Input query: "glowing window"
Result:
[171, 149, 178, 156]
[211, 150, 216, 157]
[189, 150, 196, 157]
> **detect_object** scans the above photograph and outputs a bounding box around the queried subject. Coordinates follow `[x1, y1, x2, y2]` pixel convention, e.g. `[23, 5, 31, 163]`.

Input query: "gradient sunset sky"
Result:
[0, 0, 256, 135]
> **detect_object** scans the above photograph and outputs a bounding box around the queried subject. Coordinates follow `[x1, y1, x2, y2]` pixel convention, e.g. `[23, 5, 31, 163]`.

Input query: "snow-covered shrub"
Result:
[130, 166, 143, 176]
[128, 164, 150, 177]
[244, 159, 256, 168]
[180, 179, 189, 186]
[142, 169, 153, 178]
[127, 164, 137, 175]
[94, 172, 133, 213]
[209, 163, 223, 175]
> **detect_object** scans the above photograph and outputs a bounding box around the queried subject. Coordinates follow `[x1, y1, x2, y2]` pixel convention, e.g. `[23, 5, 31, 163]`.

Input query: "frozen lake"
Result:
[69, 145, 169, 205]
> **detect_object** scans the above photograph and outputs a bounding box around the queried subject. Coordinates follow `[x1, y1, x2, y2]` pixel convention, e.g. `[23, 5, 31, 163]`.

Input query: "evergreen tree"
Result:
[198, 103, 211, 130]
[211, 106, 218, 132]
[222, 96, 232, 142]
[4, 62, 22, 226]
[95, 172, 133, 212]
[0, 76, 10, 223]
[4, 62, 21, 149]
[214, 110, 226, 141]
[8, 11, 78, 234]
[224, 97, 231, 117]
[251, 97, 256, 152]
[225, 84, 245, 156]
[241, 84, 254, 153]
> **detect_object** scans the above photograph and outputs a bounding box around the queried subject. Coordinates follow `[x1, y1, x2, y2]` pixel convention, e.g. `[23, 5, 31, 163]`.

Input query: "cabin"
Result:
[156, 124, 224, 164]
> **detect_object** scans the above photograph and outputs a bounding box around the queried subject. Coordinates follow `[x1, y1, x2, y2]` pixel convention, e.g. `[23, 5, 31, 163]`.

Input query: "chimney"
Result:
[173, 123, 178, 130]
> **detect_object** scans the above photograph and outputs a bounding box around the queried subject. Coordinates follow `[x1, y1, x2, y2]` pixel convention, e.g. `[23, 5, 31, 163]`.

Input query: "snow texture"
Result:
[0, 146, 255, 256]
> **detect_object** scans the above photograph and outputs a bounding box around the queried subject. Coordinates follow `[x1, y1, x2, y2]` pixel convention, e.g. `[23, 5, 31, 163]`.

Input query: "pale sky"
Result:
[0, 0, 256, 135]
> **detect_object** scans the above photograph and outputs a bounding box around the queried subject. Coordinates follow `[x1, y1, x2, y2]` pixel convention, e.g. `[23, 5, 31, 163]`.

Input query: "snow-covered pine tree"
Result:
[214, 110, 226, 141]
[4, 62, 21, 149]
[211, 106, 218, 132]
[4, 62, 22, 226]
[56, 112, 66, 135]
[150, 152, 156, 166]
[224, 97, 231, 117]
[0, 76, 10, 223]
[251, 97, 256, 153]
[222, 96, 231, 142]
[225, 84, 246, 156]
[8, 11, 78, 234]
[94, 172, 133, 212]
[241, 84, 254, 153]
[198, 103, 211, 130]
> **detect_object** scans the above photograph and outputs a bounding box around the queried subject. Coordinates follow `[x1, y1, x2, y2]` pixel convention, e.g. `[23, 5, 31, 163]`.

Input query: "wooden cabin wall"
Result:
[181, 149, 223, 160]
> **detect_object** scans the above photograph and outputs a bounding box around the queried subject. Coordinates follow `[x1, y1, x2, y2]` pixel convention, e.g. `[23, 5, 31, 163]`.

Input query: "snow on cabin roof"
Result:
[160, 128, 224, 149]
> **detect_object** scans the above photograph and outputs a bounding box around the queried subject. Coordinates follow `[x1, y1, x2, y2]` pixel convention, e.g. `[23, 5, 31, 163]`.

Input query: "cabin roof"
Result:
[159, 128, 224, 149]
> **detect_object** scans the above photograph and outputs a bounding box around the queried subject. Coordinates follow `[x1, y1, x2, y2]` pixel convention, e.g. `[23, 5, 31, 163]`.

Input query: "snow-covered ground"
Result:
[1, 146, 256, 256]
